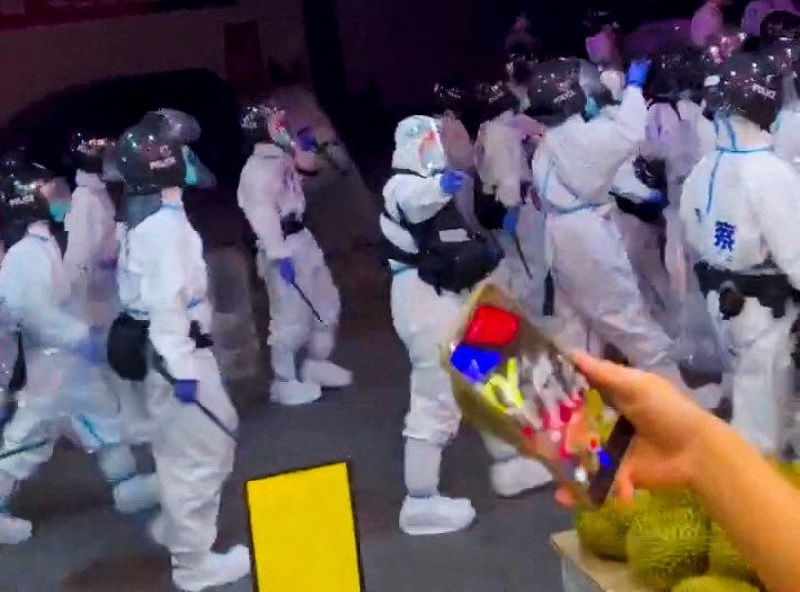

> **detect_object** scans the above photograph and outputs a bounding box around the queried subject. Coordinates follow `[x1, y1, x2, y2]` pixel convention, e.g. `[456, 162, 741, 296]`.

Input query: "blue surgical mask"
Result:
[49, 201, 70, 223]
[584, 97, 600, 120]
[182, 146, 198, 187]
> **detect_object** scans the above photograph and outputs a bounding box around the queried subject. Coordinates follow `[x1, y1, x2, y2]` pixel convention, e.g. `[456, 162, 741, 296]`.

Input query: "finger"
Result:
[569, 351, 641, 409]
[613, 465, 636, 504]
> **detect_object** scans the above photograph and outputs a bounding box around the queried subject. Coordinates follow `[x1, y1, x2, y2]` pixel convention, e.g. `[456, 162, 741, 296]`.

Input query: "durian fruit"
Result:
[647, 488, 703, 512]
[708, 522, 757, 583]
[671, 575, 759, 592]
[575, 498, 634, 560]
[627, 506, 710, 591]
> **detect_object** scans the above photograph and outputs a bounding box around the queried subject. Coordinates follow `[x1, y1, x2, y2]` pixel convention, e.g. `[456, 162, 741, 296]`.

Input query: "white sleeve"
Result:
[63, 189, 98, 282]
[482, 124, 524, 208]
[389, 175, 452, 224]
[0, 248, 88, 347]
[552, 87, 647, 203]
[238, 159, 290, 261]
[137, 223, 196, 380]
[610, 159, 653, 203]
[750, 161, 800, 288]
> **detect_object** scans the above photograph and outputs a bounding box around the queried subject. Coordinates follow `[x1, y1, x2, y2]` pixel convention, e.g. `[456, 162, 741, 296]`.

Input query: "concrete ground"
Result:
[0, 163, 572, 591]
[0, 283, 571, 592]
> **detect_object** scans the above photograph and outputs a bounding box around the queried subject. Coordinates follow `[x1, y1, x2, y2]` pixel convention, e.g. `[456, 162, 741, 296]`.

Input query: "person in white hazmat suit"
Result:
[681, 52, 800, 455]
[0, 161, 159, 545]
[111, 114, 249, 591]
[238, 102, 351, 406]
[528, 57, 721, 404]
[382, 116, 552, 536]
[763, 12, 800, 171]
[62, 131, 153, 444]
[474, 82, 546, 319]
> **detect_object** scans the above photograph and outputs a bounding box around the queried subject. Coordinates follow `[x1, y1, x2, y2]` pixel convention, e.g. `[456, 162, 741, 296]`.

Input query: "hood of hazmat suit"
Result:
[391, 115, 448, 178]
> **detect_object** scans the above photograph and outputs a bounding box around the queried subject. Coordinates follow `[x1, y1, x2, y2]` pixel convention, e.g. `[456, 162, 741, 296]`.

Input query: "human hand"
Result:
[502, 206, 521, 235]
[296, 127, 318, 152]
[645, 190, 666, 205]
[556, 352, 710, 507]
[439, 169, 468, 195]
[626, 59, 650, 89]
[174, 379, 198, 404]
[278, 257, 296, 285]
[73, 332, 105, 364]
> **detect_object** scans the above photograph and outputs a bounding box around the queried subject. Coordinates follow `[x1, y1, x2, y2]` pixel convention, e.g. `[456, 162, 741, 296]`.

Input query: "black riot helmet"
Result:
[704, 51, 783, 130]
[114, 116, 186, 195]
[761, 10, 800, 48]
[507, 55, 537, 87]
[0, 148, 27, 176]
[239, 100, 287, 145]
[433, 83, 469, 115]
[648, 50, 689, 102]
[148, 109, 202, 144]
[583, 4, 619, 37]
[0, 162, 65, 247]
[67, 131, 115, 174]
[474, 82, 520, 122]
[527, 58, 602, 124]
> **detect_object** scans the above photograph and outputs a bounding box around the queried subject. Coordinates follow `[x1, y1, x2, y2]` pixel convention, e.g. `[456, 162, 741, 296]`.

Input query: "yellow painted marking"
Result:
[246, 462, 363, 591]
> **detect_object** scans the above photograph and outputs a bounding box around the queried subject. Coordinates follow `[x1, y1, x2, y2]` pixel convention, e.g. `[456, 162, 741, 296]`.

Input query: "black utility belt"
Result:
[694, 262, 800, 320]
[107, 313, 213, 382]
[280, 216, 306, 238]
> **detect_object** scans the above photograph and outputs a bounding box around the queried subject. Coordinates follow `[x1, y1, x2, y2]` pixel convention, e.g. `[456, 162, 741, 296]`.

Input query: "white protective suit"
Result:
[64, 171, 152, 443]
[238, 143, 350, 406]
[773, 77, 800, 173]
[0, 221, 158, 545]
[475, 111, 546, 318]
[597, 103, 675, 335]
[680, 115, 800, 454]
[383, 116, 550, 537]
[641, 100, 725, 373]
[531, 85, 701, 394]
[118, 194, 248, 590]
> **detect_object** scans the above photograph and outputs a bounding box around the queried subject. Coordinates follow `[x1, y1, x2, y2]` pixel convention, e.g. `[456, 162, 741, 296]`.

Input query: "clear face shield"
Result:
[578, 60, 606, 119]
[418, 124, 448, 177]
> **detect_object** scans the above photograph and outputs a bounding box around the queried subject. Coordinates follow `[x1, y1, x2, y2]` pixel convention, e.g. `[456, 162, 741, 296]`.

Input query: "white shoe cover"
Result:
[0, 514, 32, 545]
[301, 359, 353, 388]
[399, 495, 476, 536]
[490, 457, 553, 498]
[270, 379, 322, 406]
[172, 544, 251, 591]
[113, 473, 160, 514]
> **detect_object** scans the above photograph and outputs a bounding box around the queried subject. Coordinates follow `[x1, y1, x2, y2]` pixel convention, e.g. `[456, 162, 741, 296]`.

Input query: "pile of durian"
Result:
[574, 486, 767, 592]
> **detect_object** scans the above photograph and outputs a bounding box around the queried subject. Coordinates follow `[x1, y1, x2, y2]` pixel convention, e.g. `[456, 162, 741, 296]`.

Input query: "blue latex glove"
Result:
[73, 333, 104, 364]
[439, 170, 467, 195]
[626, 59, 650, 89]
[174, 379, 198, 404]
[278, 258, 296, 285]
[502, 207, 521, 235]
[296, 127, 318, 152]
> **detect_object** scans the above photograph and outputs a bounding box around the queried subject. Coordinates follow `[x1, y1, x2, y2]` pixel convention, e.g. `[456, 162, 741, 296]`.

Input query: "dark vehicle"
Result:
[0, 68, 252, 248]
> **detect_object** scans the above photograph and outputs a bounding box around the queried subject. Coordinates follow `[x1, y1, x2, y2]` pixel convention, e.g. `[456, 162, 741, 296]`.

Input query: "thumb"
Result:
[569, 351, 645, 412]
